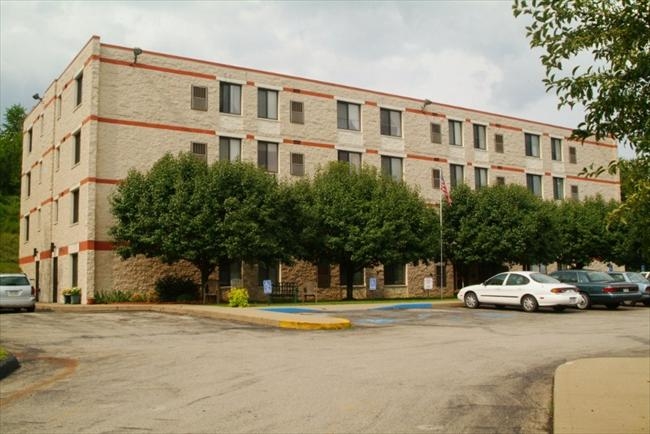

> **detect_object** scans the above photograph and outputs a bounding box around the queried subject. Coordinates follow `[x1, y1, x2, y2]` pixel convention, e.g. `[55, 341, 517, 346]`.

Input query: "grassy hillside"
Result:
[0, 195, 20, 272]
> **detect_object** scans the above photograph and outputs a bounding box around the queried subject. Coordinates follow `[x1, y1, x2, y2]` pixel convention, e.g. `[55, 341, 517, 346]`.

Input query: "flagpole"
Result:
[440, 188, 443, 300]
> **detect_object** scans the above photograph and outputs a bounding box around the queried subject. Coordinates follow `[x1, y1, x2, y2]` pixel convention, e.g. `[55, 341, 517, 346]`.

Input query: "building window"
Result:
[436, 263, 447, 287]
[27, 128, 32, 153]
[37, 209, 41, 230]
[38, 163, 42, 184]
[54, 199, 58, 224]
[431, 123, 442, 144]
[191, 85, 208, 111]
[219, 82, 241, 115]
[40, 115, 44, 137]
[72, 189, 79, 224]
[258, 141, 278, 173]
[191, 142, 207, 161]
[290, 101, 304, 124]
[257, 261, 279, 286]
[338, 150, 362, 170]
[449, 120, 463, 146]
[290, 153, 305, 176]
[551, 138, 562, 161]
[56, 95, 62, 119]
[381, 156, 403, 181]
[339, 263, 363, 286]
[526, 174, 542, 197]
[525, 133, 540, 157]
[258, 88, 278, 120]
[569, 146, 577, 164]
[317, 260, 331, 289]
[384, 263, 405, 285]
[55, 148, 60, 171]
[24, 215, 29, 242]
[475, 167, 488, 189]
[26, 172, 31, 197]
[473, 124, 486, 150]
[496, 176, 506, 186]
[432, 168, 441, 189]
[337, 101, 360, 130]
[495, 134, 504, 153]
[380, 108, 401, 137]
[71, 253, 78, 287]
[219, 260, 242, 287]
[571, 185, 579, 200]
[553, 177, 564, 200]
[75, 72, 83, 106]
[73, 131, 81, 165]
[450, 164, 464, 188]
[219, 137, 241, 162]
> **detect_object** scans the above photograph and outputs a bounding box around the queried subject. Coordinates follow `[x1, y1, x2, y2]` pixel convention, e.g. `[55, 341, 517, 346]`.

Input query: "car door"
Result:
[503, 273, 531, 305]
[480, 273, 509, 304]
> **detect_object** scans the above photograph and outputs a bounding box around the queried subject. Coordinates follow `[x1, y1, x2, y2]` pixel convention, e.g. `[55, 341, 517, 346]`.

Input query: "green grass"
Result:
[0, 346, 9, 362]
[0, 195, 20, 272]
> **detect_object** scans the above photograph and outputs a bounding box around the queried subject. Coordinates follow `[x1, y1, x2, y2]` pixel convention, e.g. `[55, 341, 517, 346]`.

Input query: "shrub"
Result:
[94, 289, 133, 304]
[155, 275, 198, 302]
[228, 287, 249, 307]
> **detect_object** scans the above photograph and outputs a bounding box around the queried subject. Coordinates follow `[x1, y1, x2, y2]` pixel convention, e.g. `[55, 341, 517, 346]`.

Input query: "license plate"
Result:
[623, 289, 629, 293]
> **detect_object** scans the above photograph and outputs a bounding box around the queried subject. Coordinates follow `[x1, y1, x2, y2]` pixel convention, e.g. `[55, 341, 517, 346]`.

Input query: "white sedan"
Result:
[457, 271, 579, 312]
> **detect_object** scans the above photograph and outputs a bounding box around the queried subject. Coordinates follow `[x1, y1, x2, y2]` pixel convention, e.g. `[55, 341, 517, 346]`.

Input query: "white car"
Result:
[0, 273, 36, 312]
[457, 271, 579, 312]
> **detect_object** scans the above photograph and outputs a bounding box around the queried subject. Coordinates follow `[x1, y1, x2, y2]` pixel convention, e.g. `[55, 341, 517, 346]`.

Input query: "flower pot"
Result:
[87, 297, 95, 305]
[71, 294, 81, 304]
[64, 294, 71, 304]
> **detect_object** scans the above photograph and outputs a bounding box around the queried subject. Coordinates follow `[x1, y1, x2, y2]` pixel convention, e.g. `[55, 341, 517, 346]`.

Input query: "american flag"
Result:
[440, 173, 452, 205]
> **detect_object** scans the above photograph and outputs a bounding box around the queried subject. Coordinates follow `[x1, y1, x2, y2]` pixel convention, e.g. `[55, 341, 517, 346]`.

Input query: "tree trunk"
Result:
[345, 262, 355, 301]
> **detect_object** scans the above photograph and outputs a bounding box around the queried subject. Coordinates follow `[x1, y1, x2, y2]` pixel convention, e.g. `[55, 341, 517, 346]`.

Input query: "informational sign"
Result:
[263, 279, 273, 295]
[368, 277, 377, 291]
[424, 277, 434, 291]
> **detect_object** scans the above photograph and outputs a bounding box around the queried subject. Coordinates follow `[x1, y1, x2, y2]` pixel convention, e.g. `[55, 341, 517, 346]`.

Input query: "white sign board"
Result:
[263, 279, 273, 295]
[369, 277, 377, 291]
[424, 277, 434, 290]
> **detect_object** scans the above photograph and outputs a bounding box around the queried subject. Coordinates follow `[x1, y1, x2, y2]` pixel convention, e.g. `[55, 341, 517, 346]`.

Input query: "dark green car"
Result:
[549, 270, 641, 310]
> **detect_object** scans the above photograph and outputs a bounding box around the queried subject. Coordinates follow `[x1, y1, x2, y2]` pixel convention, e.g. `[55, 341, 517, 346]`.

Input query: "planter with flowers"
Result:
[62, 287, 82, 304]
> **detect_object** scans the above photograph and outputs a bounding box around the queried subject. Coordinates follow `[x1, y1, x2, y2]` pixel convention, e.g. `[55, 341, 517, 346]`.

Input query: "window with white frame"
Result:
[450, 164, 464, 188]
[473, 124, 486, 150]
[384, 263, 405, 285]
[449, 120, 463, 146]
[432, 168, 441, 189]
[71, 253, 79, 287]
[73, 131, 81, 165]
[338, 150, 361, 170]
[526, 174, 542, 197]
[381, 156, 403, 181]
[569, 146, 577, 164]
[290, 101, 304, 124]
[219, 82, 241, 114]
[191, 85, 208, 111]
[27, 128, 32, 153]
[337, 101, 360, 130]
[75, 72, 83, 106]
[525, 133, 540, 157]
[431, 123, 442, 144]
[258, 141, 278, 173]
[71, 189, 80, 224]
[219, 137, 241, 162]
[495, 133, 504, 153]
[571, 185, 579, 200]
[551, 138, 562, 161]
[258, 88, 278, 119]
[290, 153, 305, 176]
[475, 167, 488, 189]
[219, 260, 242, 287]
[191, 142, 207, 161]
[380, 108, 401, 137]
[553, 177, 564, 200]
[26, 172, 31, 197]
[24, 215, 29, 242]
[496, 176, 505, 185]
[339, 263, 363, 286]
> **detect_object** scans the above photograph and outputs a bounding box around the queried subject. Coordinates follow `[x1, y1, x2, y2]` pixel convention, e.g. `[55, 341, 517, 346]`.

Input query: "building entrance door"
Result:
[52, 257, 58, 303]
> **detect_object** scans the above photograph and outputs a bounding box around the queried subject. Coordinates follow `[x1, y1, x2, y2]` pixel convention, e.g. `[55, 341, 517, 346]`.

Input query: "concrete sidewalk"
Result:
[554, 357, 650, 434]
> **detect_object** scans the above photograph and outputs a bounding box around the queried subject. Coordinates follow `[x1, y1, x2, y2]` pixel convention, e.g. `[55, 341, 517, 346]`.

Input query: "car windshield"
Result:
[608, 273, 625, 282]
[530, 273, 560, 284]
[626, 272, 649, 283]
[586, 271, 614, 282]
[0, 275, 30, 286]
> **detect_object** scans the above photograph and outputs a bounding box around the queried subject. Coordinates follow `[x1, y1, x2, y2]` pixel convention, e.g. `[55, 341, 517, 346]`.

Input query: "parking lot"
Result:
[1, 305, 649, 433]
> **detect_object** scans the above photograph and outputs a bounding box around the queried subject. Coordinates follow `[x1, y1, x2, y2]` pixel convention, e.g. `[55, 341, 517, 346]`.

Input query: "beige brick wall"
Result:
[20, 37, 621, 303]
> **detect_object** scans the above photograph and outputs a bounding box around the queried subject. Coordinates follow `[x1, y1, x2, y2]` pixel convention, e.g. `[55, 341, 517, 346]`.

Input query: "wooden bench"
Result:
[269, 282, 299, 303]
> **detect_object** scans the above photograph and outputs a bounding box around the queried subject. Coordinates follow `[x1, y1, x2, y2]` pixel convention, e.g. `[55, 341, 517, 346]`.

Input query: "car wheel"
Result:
[552, 306, 566, 312]
[464, 292, 480, 309]
[576, 292, 591, 310]
[606, 303, 619, 310]
[643, 300, 650, 307]
[521, 295, 538, 312]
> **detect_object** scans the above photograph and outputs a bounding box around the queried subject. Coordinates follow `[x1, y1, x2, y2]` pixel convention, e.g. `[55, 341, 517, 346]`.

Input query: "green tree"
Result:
[0, 104, 26, 196]
[110, 153, 297, 297]
[294, 162, 439, 300]
[443, 184, 556, 281]
[513, 1, 650, 267]
[553, 196, 616, 269]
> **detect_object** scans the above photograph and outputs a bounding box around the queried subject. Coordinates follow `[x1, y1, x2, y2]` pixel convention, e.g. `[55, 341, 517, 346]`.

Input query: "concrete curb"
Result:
[0, 352, 20, 380]
[554, 357, 650, 434]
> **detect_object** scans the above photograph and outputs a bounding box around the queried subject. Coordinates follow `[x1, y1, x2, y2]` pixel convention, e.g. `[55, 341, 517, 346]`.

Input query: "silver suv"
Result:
[0, 273, 36, 312]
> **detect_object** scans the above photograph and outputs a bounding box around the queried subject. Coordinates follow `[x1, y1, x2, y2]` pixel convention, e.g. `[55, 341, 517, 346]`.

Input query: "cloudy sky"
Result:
[0, 1, 633, 157]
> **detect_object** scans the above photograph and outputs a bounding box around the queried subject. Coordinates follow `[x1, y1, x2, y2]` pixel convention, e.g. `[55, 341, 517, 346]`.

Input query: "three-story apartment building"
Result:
[19, 36, 620, 303]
